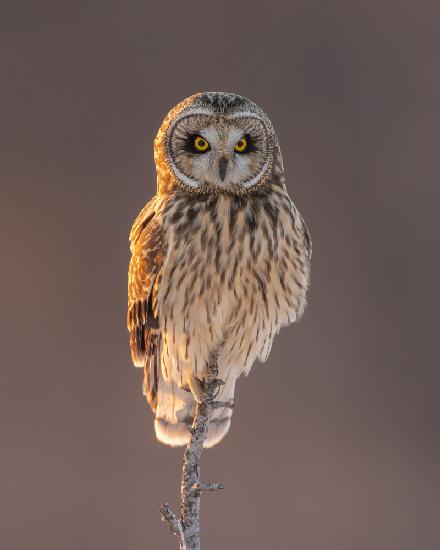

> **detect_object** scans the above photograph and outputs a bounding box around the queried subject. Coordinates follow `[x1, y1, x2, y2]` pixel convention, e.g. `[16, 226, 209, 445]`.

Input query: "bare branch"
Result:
[160, 355, 223, 550]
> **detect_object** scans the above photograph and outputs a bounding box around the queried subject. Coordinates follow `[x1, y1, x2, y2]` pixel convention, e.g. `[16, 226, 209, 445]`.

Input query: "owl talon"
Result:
[188, 376, 204, 403]
[210, 378, 225, 400]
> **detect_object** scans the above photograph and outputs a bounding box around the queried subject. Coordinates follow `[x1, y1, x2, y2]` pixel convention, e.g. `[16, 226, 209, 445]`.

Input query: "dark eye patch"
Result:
[184, 134, 211, 154]
[169, 114, 213, 155]
[230, 117, 266, 154]
[243, 134, 257, 153]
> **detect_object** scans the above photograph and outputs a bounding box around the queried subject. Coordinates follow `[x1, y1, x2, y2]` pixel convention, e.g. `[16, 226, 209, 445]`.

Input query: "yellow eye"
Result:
[234, 135, 248, 153]
[193, 135, 210, 152]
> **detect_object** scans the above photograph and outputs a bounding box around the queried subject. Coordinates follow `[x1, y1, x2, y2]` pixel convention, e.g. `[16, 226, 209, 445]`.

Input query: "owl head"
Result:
[154, 92, 280, 194]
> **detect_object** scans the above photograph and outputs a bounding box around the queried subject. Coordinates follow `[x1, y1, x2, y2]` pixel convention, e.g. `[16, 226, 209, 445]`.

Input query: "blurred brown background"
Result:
[1, 1, 439, 548]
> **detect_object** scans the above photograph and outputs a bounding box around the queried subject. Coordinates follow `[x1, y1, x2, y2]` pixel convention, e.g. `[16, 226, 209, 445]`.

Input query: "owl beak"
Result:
[218, 157, 228, 181]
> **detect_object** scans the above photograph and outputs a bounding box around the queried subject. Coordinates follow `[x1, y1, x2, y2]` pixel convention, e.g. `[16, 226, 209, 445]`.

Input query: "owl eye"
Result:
[234, 135, 249, 153]
[192, 135, 210, 153]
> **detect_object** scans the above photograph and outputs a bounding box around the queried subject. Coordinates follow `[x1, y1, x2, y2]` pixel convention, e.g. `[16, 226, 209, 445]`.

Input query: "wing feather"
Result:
[127, 197, 166, 412]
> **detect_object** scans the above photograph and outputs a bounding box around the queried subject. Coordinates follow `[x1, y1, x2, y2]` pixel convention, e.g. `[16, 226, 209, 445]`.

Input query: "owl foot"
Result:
[187, 376, 228, 404]
[188, 376, 204, 403]
[210, 378, 225, 400]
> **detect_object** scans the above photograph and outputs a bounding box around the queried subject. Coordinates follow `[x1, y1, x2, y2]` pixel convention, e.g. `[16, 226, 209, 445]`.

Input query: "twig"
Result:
[160, 503, 185, 548]
[212, 399, 235, 410]
[192, 482, 224, 493]
[160, 355, 226, 549]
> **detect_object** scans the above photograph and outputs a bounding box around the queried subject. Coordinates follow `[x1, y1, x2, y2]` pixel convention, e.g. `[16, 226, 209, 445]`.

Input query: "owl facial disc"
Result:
[159, 93, 276, 193]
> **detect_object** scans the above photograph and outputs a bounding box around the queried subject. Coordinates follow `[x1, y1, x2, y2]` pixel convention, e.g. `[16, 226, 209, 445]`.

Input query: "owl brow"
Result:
[227, 114, 266, 138]
[186, 107, 215, 116]
[167, 110, 213, 140]
[227, 112, 264, 121]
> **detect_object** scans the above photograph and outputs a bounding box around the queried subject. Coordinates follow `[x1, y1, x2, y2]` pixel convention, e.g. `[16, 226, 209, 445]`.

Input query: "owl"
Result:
[128, 92, 311, 448]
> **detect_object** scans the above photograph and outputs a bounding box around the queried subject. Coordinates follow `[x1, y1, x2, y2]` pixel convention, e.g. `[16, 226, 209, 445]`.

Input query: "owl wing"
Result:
[127, 196, 166, 412]
[299, 212, 312, 263]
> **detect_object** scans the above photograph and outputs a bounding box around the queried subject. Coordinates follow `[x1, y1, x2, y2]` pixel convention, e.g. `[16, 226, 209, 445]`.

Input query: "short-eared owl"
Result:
[128, 92, 311, 447]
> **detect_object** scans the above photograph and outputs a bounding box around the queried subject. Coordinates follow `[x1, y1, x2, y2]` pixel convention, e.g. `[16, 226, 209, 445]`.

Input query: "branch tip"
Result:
[159, 503, 184, 542]
[192, 481, 224, 493]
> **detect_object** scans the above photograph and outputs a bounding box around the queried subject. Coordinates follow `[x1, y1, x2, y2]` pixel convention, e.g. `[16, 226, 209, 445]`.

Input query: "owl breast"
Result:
[156, 190, 310, 390]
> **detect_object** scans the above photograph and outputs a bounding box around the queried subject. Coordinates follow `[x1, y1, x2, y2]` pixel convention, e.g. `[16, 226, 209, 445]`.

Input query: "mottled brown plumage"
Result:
[128, 92, 311, 447]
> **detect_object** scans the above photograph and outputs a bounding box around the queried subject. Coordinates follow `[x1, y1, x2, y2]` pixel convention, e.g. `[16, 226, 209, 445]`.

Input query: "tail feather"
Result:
[153, 373, 237, 448]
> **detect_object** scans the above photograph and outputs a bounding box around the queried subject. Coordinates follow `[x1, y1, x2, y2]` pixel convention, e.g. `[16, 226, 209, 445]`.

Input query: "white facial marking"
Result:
[228, 112, 263, 121]
[241, 158, 271, 188]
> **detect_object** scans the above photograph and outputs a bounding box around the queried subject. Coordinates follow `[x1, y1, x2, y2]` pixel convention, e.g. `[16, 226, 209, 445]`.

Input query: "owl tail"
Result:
[153, 373, 237, 448]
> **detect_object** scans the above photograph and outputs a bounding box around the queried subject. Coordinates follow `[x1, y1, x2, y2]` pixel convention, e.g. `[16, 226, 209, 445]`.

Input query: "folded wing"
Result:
[127, 197, 166, 411]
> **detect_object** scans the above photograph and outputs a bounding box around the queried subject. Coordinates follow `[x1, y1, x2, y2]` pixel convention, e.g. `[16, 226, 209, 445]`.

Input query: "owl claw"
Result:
[210, 378, 225, 400]
[188, 376, 204, 403]
[188, 376, 226, 402]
